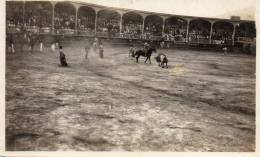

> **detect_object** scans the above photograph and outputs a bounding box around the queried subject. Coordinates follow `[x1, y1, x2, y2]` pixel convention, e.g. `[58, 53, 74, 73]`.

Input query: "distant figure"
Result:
[222, 46, 228, 55]
[55, 42, 59, 49]
[51, 43, 56, 52]
[93, 37, 99, 52]
[85, 43, 90, 59]
[59, 46, 68, 67]
[51, 41, 59, 53]
[7, 34, 15, 53]
[39, 36, 43, 52]
[160, 39, 165, 49]
[99, 42, 104, 59]
[166, 41, 171, 48]
[28, 33, 36, 53]
[129, 45, 136, 58]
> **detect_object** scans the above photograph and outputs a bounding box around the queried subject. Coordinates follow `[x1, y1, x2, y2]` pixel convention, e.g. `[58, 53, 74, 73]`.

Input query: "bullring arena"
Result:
[5, 1, 256, 151]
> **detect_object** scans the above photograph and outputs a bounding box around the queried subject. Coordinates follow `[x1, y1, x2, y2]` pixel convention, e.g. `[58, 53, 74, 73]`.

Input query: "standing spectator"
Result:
[85, 41, 91, 59]
[99, 42, 104, 58]
[59, 46, 68, 67]
[39, 35, 44, 52]
[7, 34, 15, 53]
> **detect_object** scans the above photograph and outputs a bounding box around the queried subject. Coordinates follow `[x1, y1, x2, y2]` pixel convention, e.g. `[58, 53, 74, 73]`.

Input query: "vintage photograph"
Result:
[5, 0, 256, 151]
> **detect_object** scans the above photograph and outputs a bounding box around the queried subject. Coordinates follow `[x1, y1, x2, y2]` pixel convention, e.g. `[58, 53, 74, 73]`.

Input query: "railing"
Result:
[237, 37, 255, 43]
[96, 32, 121, 38]
[26, 26, 40, 33]
[150, 36, 162, 40]
[189, 37, 210, 44]
[164, 36, 186, 43]
[6, 25, 22, 33]
[96, 32, 109, 38]
[212, 39, 232, 45]
[120, 33, 142, 39]
[113, 33, 120, 38]
[39, 27, 52, 34]
[141, 33, 162, 40]
[55, 29, 75, 35]
[77, 30, 95, 36]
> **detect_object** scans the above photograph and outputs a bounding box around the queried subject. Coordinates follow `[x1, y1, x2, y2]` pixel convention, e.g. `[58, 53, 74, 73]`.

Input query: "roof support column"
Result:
[232, 22, 239, 45]
[140, 14, 148, 39]
[117, 11, 125, 38]
[185, 18, 191, 43]
[209, 20, 215, 44]
[161, 16, 168, 38]
[72, 3, 82, 35]
[93, 8, 101, 36]
[75, 7, 79, 35]
[22, 1, 25, 28]
[120, 14, 123, 35]
[51, 2, 57, 34]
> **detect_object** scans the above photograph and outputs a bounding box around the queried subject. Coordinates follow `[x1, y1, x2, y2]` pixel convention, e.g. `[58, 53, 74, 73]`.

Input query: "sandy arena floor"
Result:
[5, 41, 255, 151]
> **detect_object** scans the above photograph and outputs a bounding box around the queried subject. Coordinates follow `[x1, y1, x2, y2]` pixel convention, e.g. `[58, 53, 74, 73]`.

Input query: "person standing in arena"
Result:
[222, 45, 228, 55]
[7, 34, 15, 53]
[59, 46, 68, 67]
[160, 37, 165, 49]
[85, 41, 91, 59]
[39, 35, 44, 52]
[129, 44, 135, 58]
[93, 36, 99, 52]
[51, 42, 56, 52]
[99, 42, 104, 59]
[28, 32, 36, 53]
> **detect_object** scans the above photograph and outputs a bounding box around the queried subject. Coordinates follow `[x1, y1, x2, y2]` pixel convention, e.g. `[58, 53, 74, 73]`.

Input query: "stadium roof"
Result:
[77, 0, 255, 21]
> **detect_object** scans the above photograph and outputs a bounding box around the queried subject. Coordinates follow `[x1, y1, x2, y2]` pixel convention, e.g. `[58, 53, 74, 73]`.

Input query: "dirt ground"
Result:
[5, 40, 255, 151]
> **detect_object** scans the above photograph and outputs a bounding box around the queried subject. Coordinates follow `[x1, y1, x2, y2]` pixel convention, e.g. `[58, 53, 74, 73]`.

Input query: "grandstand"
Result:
[6, 1, 256, 53]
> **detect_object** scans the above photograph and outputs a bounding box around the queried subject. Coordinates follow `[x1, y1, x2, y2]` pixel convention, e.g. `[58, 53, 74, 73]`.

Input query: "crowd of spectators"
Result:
[235, 28, 256, 38]
[78, 16, 95, 33]
[78, 16, 95, 31]
[24, 7, 52, 28]
[6, 3, 53, 34]
[121, 21, 142, 38]
[6, 6, 23, 29]
[97, 18, 120, 37]
[212, 30, 232, 41]
[6, 17, 23, 28]
[144, 23, 162, 37]
[188, 27, 210, 41]
[164, 24, 187, 41]
[54, 12, 75, 30]
[24, 16, 51, 28]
